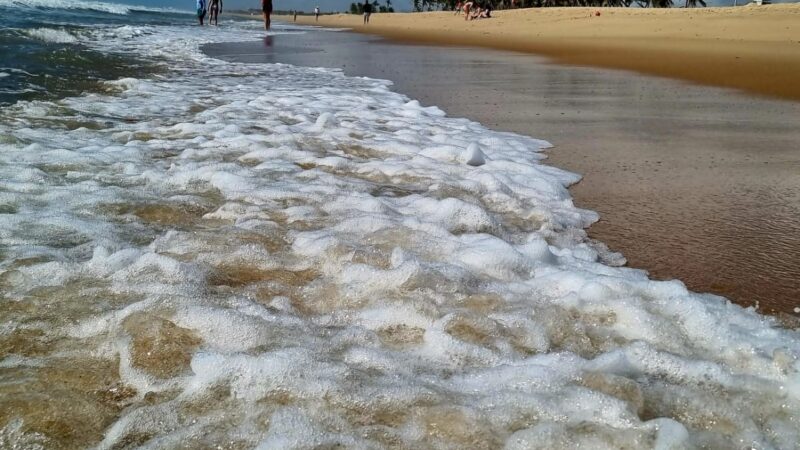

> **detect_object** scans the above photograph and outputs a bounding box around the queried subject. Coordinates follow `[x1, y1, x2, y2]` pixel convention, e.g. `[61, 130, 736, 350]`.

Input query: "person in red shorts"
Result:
[261, 0, 273, 30]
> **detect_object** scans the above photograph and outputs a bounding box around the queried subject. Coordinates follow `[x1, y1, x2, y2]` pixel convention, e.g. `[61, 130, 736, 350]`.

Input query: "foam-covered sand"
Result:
[1, 13, 799, 449]
[279, 4, 800, 101]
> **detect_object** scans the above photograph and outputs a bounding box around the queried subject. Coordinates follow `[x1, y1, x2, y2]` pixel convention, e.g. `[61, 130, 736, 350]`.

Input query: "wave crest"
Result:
[22, 27, 79, 44]
[0, 0, 190, 15]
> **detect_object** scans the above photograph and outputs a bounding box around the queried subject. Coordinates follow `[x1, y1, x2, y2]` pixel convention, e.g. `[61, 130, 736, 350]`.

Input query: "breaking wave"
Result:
[0, 0, 190, 15]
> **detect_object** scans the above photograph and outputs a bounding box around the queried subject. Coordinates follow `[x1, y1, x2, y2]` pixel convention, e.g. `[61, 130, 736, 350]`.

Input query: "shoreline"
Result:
[274, 5, 800, 101]
[205, 29, 800, 316]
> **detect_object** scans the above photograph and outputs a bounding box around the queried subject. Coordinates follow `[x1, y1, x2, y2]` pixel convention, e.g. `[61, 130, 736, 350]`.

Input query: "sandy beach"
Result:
[277, 4, 800, 101]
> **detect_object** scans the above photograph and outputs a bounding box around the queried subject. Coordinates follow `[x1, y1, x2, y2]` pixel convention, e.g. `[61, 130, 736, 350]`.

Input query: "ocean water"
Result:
[0, 0, 190, 105]
[1, 1, 799, 448]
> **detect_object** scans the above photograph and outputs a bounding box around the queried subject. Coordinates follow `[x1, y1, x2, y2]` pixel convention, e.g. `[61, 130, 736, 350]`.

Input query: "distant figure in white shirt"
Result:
[314, 5, 320, 21]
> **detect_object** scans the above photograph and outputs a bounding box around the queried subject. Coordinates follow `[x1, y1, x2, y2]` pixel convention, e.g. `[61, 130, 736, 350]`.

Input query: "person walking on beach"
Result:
[196, 0, 206, 25]
[462, 1, 473, 20]
[293, 9, 297, 21]
[261, 0, 272, 30]
[362, 0, 372, 24]
[314, 6, 320, 21]
[209, 0, 222, 25]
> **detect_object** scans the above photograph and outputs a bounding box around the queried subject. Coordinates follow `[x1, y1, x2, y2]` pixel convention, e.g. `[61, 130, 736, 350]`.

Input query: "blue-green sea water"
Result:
[0, 0, 194, 105]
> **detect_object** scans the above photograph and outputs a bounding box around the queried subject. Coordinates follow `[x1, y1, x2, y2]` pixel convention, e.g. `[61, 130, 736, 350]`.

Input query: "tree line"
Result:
[350, 0, 395, 13]
[411, 0, 706, 10]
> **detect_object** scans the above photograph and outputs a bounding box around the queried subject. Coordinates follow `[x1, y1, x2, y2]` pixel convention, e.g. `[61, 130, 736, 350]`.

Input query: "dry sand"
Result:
[277, 4, 800, 101]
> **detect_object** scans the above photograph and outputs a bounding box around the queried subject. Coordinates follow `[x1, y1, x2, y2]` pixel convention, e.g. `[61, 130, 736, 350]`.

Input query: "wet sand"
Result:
[204, 28, 800, 315]
[274, 5, 800, 102]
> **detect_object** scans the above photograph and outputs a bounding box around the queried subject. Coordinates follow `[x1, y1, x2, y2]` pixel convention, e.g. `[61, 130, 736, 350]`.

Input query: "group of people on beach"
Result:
[195, 0, 223, 26]
[195, 0, 296, 31]
[454, 1, 493, 19]
[260, 4, 320, 31]
[263, 4, 320, 31]
[192, 2, 323, 31]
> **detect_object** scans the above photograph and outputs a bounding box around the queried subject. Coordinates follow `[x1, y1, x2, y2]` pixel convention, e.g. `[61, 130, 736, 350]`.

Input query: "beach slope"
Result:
[280, 4, 800, 100]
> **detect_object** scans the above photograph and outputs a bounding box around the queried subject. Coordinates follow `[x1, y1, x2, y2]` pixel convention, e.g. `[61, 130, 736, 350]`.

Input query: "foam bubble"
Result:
[462, 142, 487, 166]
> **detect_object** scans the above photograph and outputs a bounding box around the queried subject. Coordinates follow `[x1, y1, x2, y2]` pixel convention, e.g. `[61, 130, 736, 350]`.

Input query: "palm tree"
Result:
[421, 0, 690, 8]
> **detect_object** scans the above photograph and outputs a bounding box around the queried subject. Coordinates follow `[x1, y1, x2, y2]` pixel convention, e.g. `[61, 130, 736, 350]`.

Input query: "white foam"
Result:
[2, 0, 130, 14]
[0, 0, 191, 15]
[21, 27, 78, 44]
[462, 141, 487, 166]
[0, 67, 34, 76]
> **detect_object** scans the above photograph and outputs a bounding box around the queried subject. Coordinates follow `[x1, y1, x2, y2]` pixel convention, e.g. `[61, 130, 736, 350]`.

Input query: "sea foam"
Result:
[21, 27, 78, 44]
[0, 0, 190, 15]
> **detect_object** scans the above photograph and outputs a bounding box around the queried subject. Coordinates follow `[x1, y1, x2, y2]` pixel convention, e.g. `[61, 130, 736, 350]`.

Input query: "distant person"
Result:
[261, 0, 272, 30]
[314, 5, 320, 21]
[196, 0, 206, 25]
[470, 5, 481, 20]
[480, 2, 492, 18]
[293, 9, 297, 21]
[454, 1, 462, 15]
[209, 0, 222, 25]
[362, 0, 372, 24]
[462, 1, 473, 20]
